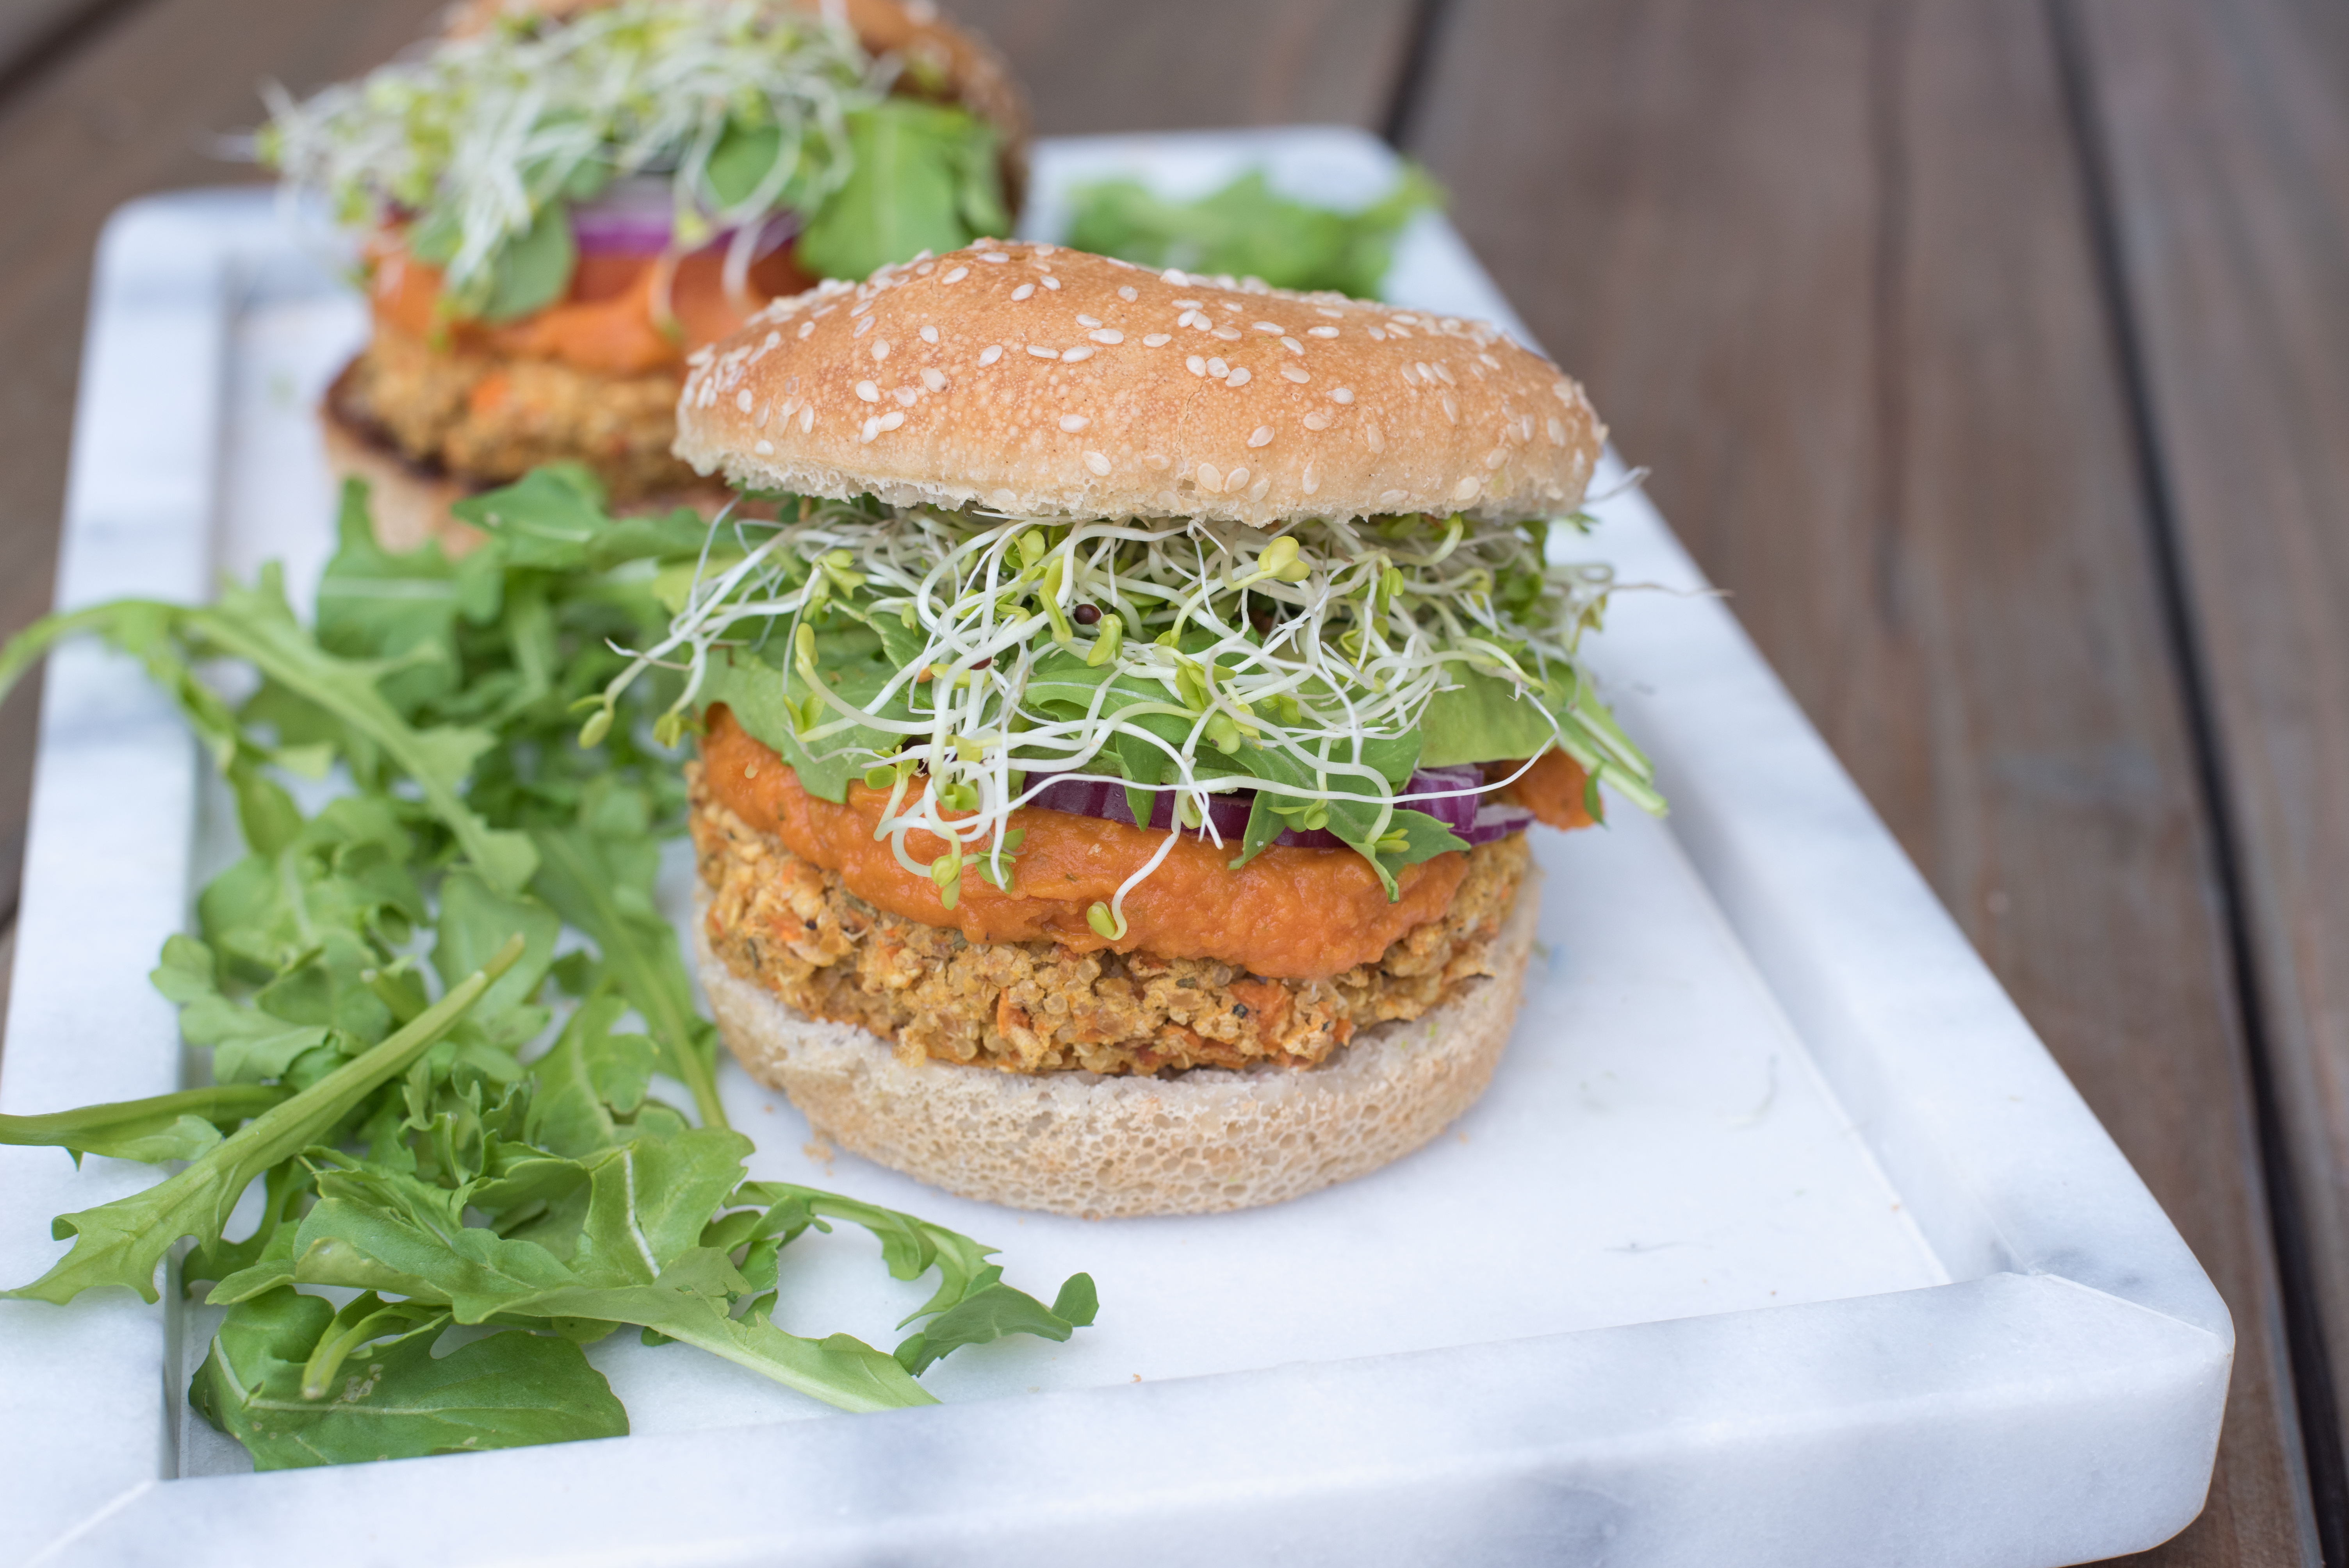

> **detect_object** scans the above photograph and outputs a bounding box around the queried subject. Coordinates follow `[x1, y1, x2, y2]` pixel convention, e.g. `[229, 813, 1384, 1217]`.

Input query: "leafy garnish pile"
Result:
[260, 0, 1011, 318]
[1065, 166, 1443, 300]
[0, 467, 1094, 1469]
[594, 497, 1659, 939]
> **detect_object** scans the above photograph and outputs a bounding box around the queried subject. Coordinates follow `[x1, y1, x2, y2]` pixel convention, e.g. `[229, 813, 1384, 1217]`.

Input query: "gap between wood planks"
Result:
[2049, 0, 2347, 1559]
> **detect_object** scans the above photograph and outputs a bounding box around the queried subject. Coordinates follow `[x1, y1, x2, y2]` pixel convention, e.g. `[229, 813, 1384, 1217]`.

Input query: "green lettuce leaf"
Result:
[796, 100, 1008, 282]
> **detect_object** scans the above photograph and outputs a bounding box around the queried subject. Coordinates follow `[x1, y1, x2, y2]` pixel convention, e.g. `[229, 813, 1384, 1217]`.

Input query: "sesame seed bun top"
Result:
[674, 241, 1607, 526]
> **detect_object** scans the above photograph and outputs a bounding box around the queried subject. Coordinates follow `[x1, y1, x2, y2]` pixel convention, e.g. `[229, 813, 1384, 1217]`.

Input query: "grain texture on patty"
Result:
[334, 328, 695, 499]
[689, 763, 1534, 1076]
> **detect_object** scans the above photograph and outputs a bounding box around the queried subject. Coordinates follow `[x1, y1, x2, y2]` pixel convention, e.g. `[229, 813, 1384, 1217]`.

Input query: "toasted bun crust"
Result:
[675, 244, 1606, 528]
[696, 871, 1538, 1217]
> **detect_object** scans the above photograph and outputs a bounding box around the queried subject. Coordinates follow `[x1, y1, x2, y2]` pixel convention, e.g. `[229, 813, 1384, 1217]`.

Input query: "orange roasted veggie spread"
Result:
[368, 241, 815, 376]
[701, 705, 1480, 982]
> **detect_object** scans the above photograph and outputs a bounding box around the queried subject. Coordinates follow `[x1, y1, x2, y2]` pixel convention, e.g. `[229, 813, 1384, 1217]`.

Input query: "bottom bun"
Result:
[695, 870, 1541, 1218]
[320, 366, 732, 557]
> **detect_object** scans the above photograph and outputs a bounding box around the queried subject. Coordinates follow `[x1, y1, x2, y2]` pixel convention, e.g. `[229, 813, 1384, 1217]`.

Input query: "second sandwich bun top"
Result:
[676, 241, 1606, 527]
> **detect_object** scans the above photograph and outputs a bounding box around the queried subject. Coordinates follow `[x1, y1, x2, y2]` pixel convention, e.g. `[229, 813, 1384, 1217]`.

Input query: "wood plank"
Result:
[1405, 1, 2315, 1561]
[2072, 0, 2349, 1536]
[945, 0, 1419, 135]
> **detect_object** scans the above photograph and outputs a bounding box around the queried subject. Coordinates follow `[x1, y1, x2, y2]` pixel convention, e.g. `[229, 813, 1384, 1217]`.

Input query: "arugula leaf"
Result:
[1064, 164, 1442, 298]
[523, 995, 670, 1159]
[190, 1286, 626, 1469]
[0, 1085, 288, 1167]
[5, 935, 524, 1305]
[796, 100, 1007, 282]
[279, 1133, 937, 1413]
[893, 1276, 1098, 1376]
[528, 790, 726, 1129]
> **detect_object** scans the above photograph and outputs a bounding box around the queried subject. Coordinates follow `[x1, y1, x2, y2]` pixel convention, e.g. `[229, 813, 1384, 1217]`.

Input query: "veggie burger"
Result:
[627, 242, 1661, 1218]
[262, 0, 1025, 549]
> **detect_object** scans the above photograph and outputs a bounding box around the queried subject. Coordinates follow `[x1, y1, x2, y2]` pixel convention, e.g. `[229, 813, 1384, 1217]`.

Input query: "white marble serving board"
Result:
[0, 129, 2229, 1568]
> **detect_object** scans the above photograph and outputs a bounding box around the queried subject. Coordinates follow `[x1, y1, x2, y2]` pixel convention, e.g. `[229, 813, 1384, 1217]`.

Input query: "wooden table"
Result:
[0, 2, 2338, 1560]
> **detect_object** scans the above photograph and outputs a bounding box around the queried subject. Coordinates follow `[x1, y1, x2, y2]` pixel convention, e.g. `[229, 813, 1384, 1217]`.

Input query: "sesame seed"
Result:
[1282, 366, 1310, 383]
[980, 345, 1003, 365]
[1164, 269, 1189, 285]
[1252, 322, 1281, 333]
[1035, 244, 1056, 257]
[1331, 387, 1355, 404]
[1282, 337, 1303, 354]
[1144, 453, 1170, 470]
[1187, 355, 1208, 376]
[1214, 326, 1243, 341]
[1303, 411, 1331, 430]
[1315, 307, 1344, 318]
[1415, 362, 1435, 383]
[1220, 298, 1241, 310]
[854, 317, 875, 337]
[873, 340, 890, 360]
[861, 416, 882, 443]
[923, 368, 948, 392]
[800, 405, 814, 431]
[736, 389, 754, 412]
[1368, 327, 1386, 341]
[1144, 333, 1172, 347]
[1119, 285, 1138, 301]
[1453, 476, 1482, 502]
[1392, 314, 1420, 326]
[1077, 314, 1102, 328]
[1365, 422, 1385, 453]
[756, 403, 771, 427]
[1197, 463, 1223, 492]
[921, 325, 939, 344]
[1380, 488, 1407, 507]
[1479, 353, 1500, 369]
[1042, 276, 1061, 290]
[856, 380, 879, 402]
[1485, 447, 1508, 468]
[1012, 283, 1036, 301]
[1027, 345, 1060, 359]
[1553, 380, 1574, 402]
[1547, 417, 1568, 444]
[1084, 450, 1112, 476]
[1228, 465, 1249, 489]
[1302, 462, 1320, 494]
[980, 252, 1010, 263]
[1179, 310, 1205, 329]
[1249, 477, 1271, 502]
[850, 300, 872, 316]
[1226, 367, 1252, 387]
[1205, 356, 1226, 377]
[1062, 345, 1095, 363]
[1173, 299, 1203, 309]
[879, 410, 905, 431]
[1248, 426, 1274, 447]
[1309, 326, 1340, 338]
[755, 439, 774, 454]
[1060, 414, 1091, 432]
[943, 266, 969, 283]
[1387, 324, 1413, 338]
[1441, 393, 1460, 422]
[1519, 415, 1535, 442]
[798, 321, 816, 338]
[1432, 362, 1457, 385]
[893, 387, 918, 406]
[1089, 328, 1124, 344]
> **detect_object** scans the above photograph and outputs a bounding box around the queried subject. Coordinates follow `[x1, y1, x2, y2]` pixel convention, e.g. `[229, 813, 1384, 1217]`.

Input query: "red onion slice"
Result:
[1022, 768, 1532, 850]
